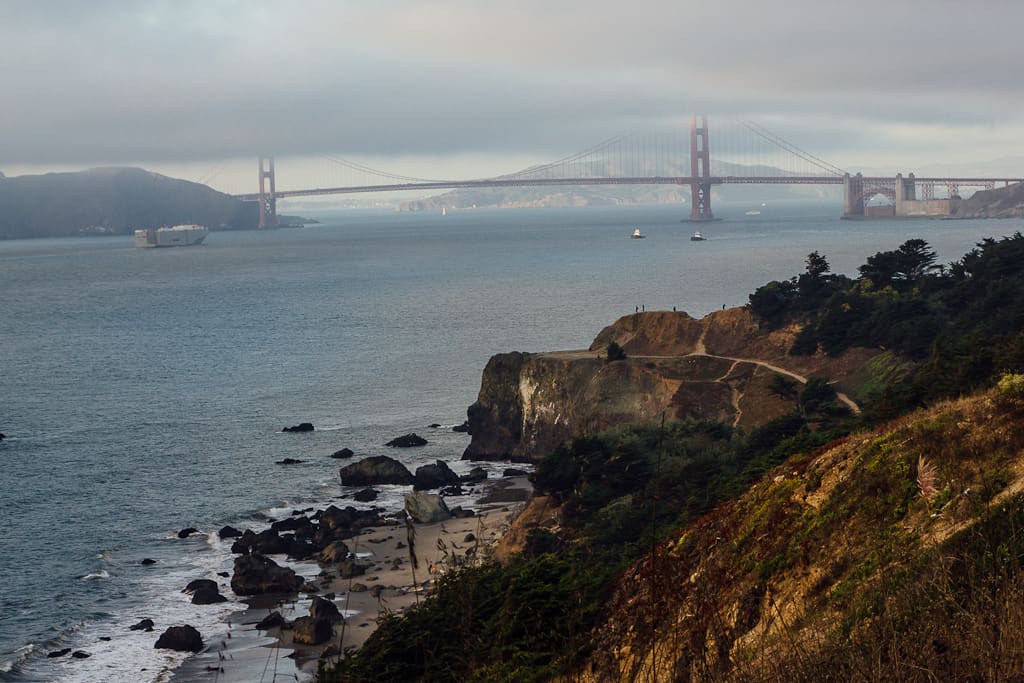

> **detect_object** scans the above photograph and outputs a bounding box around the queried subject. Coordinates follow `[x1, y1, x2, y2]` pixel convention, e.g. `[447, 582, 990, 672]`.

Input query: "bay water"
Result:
[0, 202, 1011, 681]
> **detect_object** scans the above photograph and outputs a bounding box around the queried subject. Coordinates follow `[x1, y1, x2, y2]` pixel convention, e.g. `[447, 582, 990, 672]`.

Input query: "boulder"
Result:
[276, 458, 303, 465]
[450, 506, 475, 519]
[191, 586, 228, 605]
[129, 618, 155, 632]
[339, 456, 414, 486]
[460, 466, 488, 484]
[452, 421, 471, 433]
[330, 448, 355, 459]
[404, 492, 451, 524]
[385, 433, 427, 448]
[218, 525, 243, 539]
[413, 460, 461, 490]
[177, 527, 199, 539]
[338, 558, 367, 579]
[47, 648, 71, 658]
[230, 529, 291, 555]
[503, 468, 528, 477]
[231, 554, 302, 596]
[184, 579, 219, 594]
[282, 423, 314, 432]
[71, 651, 91, 659]
[141, 558, 157, 565]
[353, 487, 379, 502]
[318, 541, 350, 564]
[154, 625, 204, 652]
[255, 611, 286, 630]
[310, 596, 343, 624]
[291, 616, 333, 646]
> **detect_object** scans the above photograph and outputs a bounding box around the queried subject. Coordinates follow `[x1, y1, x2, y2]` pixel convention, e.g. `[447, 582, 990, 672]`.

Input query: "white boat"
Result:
[690, 230, 706, 241]
[630, 227, 645, 239]
[134, 224, 209, 248]
[745, 210, 761, 216]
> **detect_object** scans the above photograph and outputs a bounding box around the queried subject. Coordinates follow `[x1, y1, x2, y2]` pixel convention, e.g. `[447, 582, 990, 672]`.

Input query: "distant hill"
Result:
[0, 167, 260, 239]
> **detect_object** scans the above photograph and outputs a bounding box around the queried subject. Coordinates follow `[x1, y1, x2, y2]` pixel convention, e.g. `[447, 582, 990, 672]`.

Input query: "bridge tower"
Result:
[258, 156, 278, 229]
[689, 115, 714, 221]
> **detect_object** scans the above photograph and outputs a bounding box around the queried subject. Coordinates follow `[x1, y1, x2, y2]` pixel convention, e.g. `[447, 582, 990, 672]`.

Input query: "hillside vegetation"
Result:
[323, 233, 1024, 682]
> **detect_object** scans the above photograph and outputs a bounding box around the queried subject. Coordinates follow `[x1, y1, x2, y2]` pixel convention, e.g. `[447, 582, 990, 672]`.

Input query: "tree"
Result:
[606, 341, 627, 362]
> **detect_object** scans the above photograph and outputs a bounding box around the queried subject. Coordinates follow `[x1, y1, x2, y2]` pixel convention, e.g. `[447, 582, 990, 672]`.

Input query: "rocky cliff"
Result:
[952, 181, 1024, 218]
[463, 307, 877, 462]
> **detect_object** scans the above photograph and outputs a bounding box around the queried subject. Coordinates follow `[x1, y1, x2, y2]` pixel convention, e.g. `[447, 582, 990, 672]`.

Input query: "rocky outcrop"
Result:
[413, 460, 460, 490]
[339, 456, 415, 486]
[386, 433, 428, 447]
[463, 308, 877, 462]
[292, 616, 333, 645]
[154, 625, 204, 652]
[282, 422, 314, 433]
[951, 181, 1024, 218]
[231, 554, 303, 596]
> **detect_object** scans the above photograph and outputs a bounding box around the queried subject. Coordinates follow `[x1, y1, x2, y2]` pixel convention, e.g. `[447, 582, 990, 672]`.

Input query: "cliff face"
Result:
[952, 181, 1024, 218]
[463, 308, 877, 462]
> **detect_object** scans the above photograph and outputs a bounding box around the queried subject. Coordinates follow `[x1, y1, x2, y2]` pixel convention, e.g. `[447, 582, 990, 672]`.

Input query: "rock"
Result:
[464, 533, 476, 543]
[231, 553, 303, 596]
[99, 637, 111, 641]
[339, 456, 415, 486]
[276, 457, 304, 465]
[217, 571, 229, 578]
[310, 596, 343, 624]
[0, 433, 5, 441]
[291, 616, 333, 646]
[439, 484, 465, 496]
[177, 527, 199, 539]
[322, 644, 341, 658]
[385, 433, 428, 448]
[460, 466, 488, 483]
[428, 423, 441, 428]
[395, 541, 406, 549]
[330, 448, 355, 459]
[154, 625, 204, 652]
[349, 582, 368, 593]
[184, 579, 218, 594]
[369, 585, 384, 599]
[47, 648, 71, 658]
[218, 525, 243, 539]
[318, 540, 350, 564]
[71, 650, 91, 659]
[452, 421, 471, 433]
[282, 422, 314, 432]
[338, 558, 367, 579]
[450, 506, 475, 518]
[141, 558, 157, 565]
[130, 618, 155, 632]
[255, 611, 286, 631]
[353, 487, 379, 502]
[404, 492, 451, 524]
[503, 468, 528, 477]
[413, 460, 461, 490]
[192, 586, 228, 605]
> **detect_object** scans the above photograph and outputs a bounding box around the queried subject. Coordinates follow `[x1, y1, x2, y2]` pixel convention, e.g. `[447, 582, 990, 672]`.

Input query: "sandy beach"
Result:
[172, 476, 531, 682]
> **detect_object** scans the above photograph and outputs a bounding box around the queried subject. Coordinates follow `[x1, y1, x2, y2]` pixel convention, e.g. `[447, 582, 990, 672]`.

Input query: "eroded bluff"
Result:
[462, 308, 873, 462]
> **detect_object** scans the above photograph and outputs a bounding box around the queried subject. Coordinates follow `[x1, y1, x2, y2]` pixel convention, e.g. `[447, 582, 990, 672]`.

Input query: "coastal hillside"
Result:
[324, 234, 1024, 682]
[952, 180, 1024, 218]
[0, 167, 257, 239]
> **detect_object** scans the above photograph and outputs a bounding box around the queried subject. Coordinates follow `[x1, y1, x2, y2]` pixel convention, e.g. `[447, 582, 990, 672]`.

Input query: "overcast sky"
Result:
[3, 0, 1023, 194]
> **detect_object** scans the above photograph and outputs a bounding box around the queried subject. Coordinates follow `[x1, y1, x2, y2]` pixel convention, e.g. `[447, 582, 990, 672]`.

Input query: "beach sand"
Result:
[172, 476, 531, 681]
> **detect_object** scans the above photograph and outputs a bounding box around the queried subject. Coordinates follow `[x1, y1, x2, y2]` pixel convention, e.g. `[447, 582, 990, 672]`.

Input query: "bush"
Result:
[606, 341, 626, 361]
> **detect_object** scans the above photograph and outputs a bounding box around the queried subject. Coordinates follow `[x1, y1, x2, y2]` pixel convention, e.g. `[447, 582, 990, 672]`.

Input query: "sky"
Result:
[2, 0, 1023, 196]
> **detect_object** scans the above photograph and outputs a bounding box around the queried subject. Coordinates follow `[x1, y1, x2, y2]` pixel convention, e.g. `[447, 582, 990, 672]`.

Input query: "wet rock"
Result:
[318, 540, 350, 564]
[464, 533, 476, 543]
[184, 579, 218, 594]
[177, 527, 199, 539]
[385, 433, 427, 448]
[231, 553, 302, 596]
[404, 492, 451, 524]
[339, 456, 414, 486]
[460, 466, 488, 484]
[439, 484, 464, 496]
[503, 468, 528, 477]
[413, 460, 460, 490]
[154, 625, 204, 652]
[141, 558, 157, 565]
[330, 448, 354, 459]
[255, 611, 286, 631]
[218, 525, 243, 539]
[47, 648, 71, 658]
[276, 457, 304, 465]
[349, 582, 368, 593]
[130, 618, 155, 632]
[353, 487, 379, 502]
[452, 421, 471, 433]
[338, 558, 368, 579]
[71, 651, 91, 659]
[450, 506, 475, 518]
[282, 423, 314, 432]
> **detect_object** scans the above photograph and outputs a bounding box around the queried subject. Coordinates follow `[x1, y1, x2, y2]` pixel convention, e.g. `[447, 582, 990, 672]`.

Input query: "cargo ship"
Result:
[134, 224, 209, 248]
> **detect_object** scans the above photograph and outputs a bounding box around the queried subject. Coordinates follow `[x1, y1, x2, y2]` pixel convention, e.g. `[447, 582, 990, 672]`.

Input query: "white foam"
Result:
[79, 570, 109, 581]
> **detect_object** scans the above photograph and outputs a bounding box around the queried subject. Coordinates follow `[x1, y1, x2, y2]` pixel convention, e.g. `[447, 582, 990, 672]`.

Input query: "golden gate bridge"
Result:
[232, 117, 1024, 228]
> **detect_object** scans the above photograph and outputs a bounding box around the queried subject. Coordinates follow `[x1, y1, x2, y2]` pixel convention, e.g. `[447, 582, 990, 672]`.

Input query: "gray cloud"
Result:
[3, 0, 1024, 184]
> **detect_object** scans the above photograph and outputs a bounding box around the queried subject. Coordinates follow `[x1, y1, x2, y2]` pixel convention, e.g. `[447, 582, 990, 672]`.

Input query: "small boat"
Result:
[630, 227, 646, 239]
[745, 210, 761, 216]
[134, 224, 208, 248]
[691, 231, 706, 241]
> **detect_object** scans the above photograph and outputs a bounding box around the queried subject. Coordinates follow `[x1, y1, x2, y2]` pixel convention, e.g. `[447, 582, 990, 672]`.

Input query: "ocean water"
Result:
[0, 202, 1014, 681]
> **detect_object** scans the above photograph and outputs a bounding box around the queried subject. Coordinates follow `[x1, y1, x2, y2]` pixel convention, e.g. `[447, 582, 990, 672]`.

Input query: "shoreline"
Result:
[171, 475, 531, 682]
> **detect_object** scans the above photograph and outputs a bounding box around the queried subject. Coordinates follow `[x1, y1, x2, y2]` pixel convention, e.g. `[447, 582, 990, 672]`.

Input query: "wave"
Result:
[79, 570, 109, 581]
